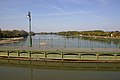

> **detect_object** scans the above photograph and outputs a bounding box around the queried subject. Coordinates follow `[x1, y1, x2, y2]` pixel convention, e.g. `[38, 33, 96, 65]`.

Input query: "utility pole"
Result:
[27, 11, 32, 47]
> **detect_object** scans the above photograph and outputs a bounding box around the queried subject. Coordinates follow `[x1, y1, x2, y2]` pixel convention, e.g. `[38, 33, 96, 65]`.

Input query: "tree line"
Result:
[57, 30, 120, 37]
[0, 29, 28, 39]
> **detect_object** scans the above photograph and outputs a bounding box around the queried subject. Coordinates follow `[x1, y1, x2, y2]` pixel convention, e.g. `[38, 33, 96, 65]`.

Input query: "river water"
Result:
[1, 66, 120, 80]
[0, 60, 120, 80]
[0, 35, 120, 80]
[0, 34, 120, 48]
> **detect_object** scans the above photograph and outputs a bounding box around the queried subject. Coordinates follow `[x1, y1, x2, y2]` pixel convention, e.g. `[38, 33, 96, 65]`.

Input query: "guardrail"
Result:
[0, 50, 120, 62]
[1, 38, 120, 48]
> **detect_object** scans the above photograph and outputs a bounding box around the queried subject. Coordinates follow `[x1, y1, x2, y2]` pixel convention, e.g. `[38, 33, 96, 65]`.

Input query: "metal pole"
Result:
[78, 37, 79, 48]
[39, 38, 40, 47]
[27, 11, 32, 47]
[65, 38, 66, 48]
[51, 38, 53, 48]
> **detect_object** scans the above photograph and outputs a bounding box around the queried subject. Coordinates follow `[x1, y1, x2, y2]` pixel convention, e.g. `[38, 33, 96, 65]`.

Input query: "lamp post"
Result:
[27, 11, 32, 47]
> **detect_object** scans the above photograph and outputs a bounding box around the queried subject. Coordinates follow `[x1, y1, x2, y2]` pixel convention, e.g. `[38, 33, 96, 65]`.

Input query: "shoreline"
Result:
[0, 37, 24, 44]
[81, 35, 120, 39]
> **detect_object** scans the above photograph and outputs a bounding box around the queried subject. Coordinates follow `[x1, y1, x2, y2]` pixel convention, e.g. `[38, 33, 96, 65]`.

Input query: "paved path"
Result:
[0, 46, 120, 53]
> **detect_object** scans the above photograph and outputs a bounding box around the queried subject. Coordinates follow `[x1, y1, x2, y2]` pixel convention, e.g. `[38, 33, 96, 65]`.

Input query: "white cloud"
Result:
[34, 10, 91, 17]
[95, 0, 108, 5]
[34, 9, 109, 21]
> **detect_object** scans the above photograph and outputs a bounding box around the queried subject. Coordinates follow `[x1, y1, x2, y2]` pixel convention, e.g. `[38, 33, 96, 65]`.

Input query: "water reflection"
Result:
[81, 36, 120, 45]
[0, 59, 120, 80]
[0, 59, 120, 71]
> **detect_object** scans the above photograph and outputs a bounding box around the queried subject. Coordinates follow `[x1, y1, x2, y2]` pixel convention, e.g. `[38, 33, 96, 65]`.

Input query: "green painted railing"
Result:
[0, 50, 120, 61]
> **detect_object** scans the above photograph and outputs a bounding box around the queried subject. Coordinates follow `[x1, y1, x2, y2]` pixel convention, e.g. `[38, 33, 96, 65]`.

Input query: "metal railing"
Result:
[0, 50, 120, 61]
[0, 38, 120, 48]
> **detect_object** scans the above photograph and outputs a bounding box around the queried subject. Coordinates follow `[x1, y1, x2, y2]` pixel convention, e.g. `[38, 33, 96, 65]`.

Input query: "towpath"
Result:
[0, 46, 120, 53]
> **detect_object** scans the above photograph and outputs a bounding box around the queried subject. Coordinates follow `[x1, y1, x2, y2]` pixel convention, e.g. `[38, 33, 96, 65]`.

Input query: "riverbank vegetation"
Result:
[0, 29, 35, 39]
[37, 30, 120, 46]
[57, 30, 120, 38]
[0, 29, 29, 44]
[0, 29, 28, 39]
[57, 30, 120, 45]
[37, 30, 120, 38]
[0, 29, 36, 44]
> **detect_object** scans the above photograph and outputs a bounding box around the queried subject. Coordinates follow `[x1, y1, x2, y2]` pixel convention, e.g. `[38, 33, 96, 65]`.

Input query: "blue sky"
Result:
[0, 0, 120, 32]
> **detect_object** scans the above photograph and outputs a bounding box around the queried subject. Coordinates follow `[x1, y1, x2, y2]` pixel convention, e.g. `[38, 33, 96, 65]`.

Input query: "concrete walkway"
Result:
[0, 46, 120, 53]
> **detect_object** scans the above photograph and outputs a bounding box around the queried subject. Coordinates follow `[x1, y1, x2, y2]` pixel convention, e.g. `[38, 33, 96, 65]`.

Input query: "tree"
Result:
[0, 30, 28, 38]
[0, 29, 2, 39]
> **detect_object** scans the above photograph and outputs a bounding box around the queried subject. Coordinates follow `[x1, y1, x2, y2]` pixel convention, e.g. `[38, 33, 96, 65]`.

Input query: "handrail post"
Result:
[79, 52, 81, 61]
[17, 50, 20, 65]
[61, 53, 63, 61]
[7, 50, 9, 59]
[44, 52, 47, 60]
[29, 51, 31, 58]
[96, 53, 99, 60]
[114, 53, 117, 60]
[17, 50, 20, 57]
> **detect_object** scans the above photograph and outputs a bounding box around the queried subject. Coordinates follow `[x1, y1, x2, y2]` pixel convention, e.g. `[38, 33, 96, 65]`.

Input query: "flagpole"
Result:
[27, 11, 32, 47]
